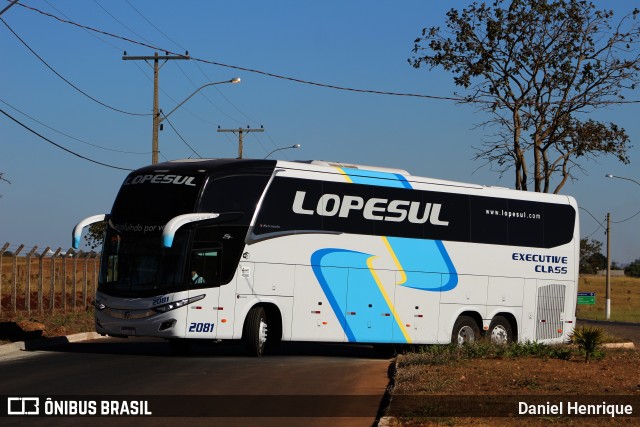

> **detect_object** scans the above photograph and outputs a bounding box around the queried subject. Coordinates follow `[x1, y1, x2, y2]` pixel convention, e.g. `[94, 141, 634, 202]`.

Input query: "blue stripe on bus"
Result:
[311, 248, 407, 343]
[340, 168, 412, 189]
[385, 237, 458, 292]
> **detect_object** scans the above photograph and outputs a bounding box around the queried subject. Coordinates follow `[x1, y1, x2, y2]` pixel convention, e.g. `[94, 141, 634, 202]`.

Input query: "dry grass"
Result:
[391, 343, 640, 426]
[576, 275, 640, 322]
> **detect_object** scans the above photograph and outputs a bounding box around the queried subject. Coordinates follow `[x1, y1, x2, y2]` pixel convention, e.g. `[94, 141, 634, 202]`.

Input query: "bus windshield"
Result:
[99, 227, 190, 297]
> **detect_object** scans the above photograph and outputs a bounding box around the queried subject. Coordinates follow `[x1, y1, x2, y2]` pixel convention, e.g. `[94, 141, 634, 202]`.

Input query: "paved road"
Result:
[0, 338, 392, 427]
[577, 318, 640, 346]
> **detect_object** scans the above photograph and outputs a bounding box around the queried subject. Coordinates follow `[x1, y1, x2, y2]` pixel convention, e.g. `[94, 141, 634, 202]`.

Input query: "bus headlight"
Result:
[94, 300, 106, 311]
[151, 294, 205, 313]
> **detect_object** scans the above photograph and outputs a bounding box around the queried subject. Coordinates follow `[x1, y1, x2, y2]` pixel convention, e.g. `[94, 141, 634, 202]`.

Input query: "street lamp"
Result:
[153, 77, 241, 164]
[603, 173, 640, 320]
[264, 144, 301, 159]
[605, 174, 640, 187]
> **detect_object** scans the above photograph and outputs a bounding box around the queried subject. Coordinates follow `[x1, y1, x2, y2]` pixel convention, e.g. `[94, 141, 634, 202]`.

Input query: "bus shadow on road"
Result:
[27, 336, 396, 359]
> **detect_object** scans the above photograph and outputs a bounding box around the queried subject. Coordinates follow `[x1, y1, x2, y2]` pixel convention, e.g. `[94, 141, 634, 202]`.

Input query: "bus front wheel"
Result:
[243, 307, 267, 357]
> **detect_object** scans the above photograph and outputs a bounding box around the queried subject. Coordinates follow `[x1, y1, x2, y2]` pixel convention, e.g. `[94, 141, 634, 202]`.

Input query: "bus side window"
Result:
[189, 248, 221, 288]
[106, 255, 118, 282]
[106, 235, 121, 282]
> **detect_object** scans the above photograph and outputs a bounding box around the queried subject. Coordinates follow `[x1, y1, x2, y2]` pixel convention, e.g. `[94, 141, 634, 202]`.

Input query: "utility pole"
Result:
[123, 51, 189, 164]
[605, 212, 611, 320]
[217, 126, 264, 159]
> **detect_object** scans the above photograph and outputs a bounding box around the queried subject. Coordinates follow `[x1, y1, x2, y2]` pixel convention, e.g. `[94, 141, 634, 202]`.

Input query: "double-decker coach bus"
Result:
[73, 158, 579, 356]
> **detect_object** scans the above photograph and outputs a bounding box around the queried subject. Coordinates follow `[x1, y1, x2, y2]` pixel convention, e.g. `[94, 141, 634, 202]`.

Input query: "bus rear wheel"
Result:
[243, 307, 268, 357]
[488, 316, 514, 345]
[452, 316, 480, 345]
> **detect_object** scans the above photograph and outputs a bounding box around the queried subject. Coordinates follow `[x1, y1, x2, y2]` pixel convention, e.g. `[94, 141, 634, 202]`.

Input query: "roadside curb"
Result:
[602, 342, 635, 349]
[0, 332, 105, 355]
[378, 416, 394, 427]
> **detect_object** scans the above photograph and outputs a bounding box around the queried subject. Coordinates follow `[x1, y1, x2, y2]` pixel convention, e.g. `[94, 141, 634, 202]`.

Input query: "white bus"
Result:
[73, 159, 579, 356]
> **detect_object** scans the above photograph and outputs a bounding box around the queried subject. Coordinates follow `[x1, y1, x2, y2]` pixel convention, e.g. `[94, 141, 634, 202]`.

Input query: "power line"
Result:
[92, 0, 156, 47]
[218, 126, 265, 159]
[612, 209, 640, 224]
[0, 98, 150, 155]
[12, 3, 469, 102]
[161, 112, 202, 159]
[120, 5, 248, 127]
[124, 0, 186, 51]
[584, 218, 606, 239]
[579, 206, 607, 233]
[16, 1, 640, 105]
[143, 5, 275, 154]
[175, 62, 242, 125]
[122, 52, 190, 164]
[43, 0, 123, 52]
[0, 17, 150, 117]
[0, 107, 133, 171]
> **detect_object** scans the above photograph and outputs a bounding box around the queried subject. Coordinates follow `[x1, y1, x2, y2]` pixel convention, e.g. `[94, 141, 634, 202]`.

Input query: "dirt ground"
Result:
[0, 301, 94, 344]
[390, 348, 640, 426]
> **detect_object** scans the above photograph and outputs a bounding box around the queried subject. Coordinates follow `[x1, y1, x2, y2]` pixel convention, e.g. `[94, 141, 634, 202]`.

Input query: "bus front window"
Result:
[99, 228, 189, 296]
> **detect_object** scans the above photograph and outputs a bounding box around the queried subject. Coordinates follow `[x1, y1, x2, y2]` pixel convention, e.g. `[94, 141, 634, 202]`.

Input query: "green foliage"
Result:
[399, 340, 587, 367]
[625, 259, 640, 277]
[410, 0, 638, 193]
[580, 238, 606, 274]
[84, 221, 106, 250]
[569, 326, 606, 362]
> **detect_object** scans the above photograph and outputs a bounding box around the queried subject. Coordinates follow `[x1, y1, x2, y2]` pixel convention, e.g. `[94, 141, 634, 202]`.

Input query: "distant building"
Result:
[596, 269, 626, 277]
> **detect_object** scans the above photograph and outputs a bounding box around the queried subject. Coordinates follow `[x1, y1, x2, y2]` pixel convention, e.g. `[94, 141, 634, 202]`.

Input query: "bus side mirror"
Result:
[162, 213, 220, 248]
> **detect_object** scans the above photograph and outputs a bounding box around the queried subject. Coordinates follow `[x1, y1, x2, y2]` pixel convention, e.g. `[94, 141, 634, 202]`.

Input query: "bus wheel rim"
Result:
[491, 325, 508, 344]
[259, 319, 267, 346]
[457, 325, 475, 344]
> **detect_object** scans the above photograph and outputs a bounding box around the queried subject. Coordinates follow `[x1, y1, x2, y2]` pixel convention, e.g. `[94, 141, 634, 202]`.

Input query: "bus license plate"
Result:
[121, 327, 136, 335]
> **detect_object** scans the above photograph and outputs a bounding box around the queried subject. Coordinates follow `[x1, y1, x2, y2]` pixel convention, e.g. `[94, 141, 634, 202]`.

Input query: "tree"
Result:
[410, 0, 638, 193]
[84, 222, 106, 250]
[625, 259, 640, 277]
[579, 238, 606, 274]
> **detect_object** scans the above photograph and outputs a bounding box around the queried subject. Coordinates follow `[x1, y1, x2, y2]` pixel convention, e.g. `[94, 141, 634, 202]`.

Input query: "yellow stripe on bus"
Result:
[335, 167, 353, 183]
[382, 236, 407, 285]
[366, 255, 412, 344]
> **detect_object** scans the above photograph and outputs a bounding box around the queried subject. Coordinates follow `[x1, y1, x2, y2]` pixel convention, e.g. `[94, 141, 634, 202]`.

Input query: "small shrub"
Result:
[398, 340, 581, 367]
[569, 326, 605, 362]
[548, 345, 574, 361]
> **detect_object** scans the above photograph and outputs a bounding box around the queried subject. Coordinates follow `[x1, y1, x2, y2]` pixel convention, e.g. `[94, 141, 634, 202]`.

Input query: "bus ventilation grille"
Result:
[535, 284, 566, 341]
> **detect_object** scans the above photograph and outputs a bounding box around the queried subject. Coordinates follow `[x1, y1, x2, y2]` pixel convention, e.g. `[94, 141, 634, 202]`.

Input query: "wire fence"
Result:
[0, 242, 101, 314]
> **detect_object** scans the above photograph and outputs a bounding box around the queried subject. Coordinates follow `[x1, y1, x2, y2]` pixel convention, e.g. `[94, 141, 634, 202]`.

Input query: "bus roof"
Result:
[135, 158, 575, 206]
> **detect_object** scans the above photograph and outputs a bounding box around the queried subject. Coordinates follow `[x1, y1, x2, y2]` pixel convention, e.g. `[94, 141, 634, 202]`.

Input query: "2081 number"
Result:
[188, 322, 215, 333]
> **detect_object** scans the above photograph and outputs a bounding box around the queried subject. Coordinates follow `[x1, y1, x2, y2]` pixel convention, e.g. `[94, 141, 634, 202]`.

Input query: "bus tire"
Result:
[452, 316, 480, 345]
[488, 315, 514, 345]
[168, 338, 192, 356]
[243, 307, 267, 357]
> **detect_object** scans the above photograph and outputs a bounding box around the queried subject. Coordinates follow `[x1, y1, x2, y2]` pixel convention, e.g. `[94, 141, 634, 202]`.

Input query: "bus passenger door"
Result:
[185, 245, 224, 339]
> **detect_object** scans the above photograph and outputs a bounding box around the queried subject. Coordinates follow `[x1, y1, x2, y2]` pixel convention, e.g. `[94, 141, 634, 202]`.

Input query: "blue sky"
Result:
[1, 1, 639, 264]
